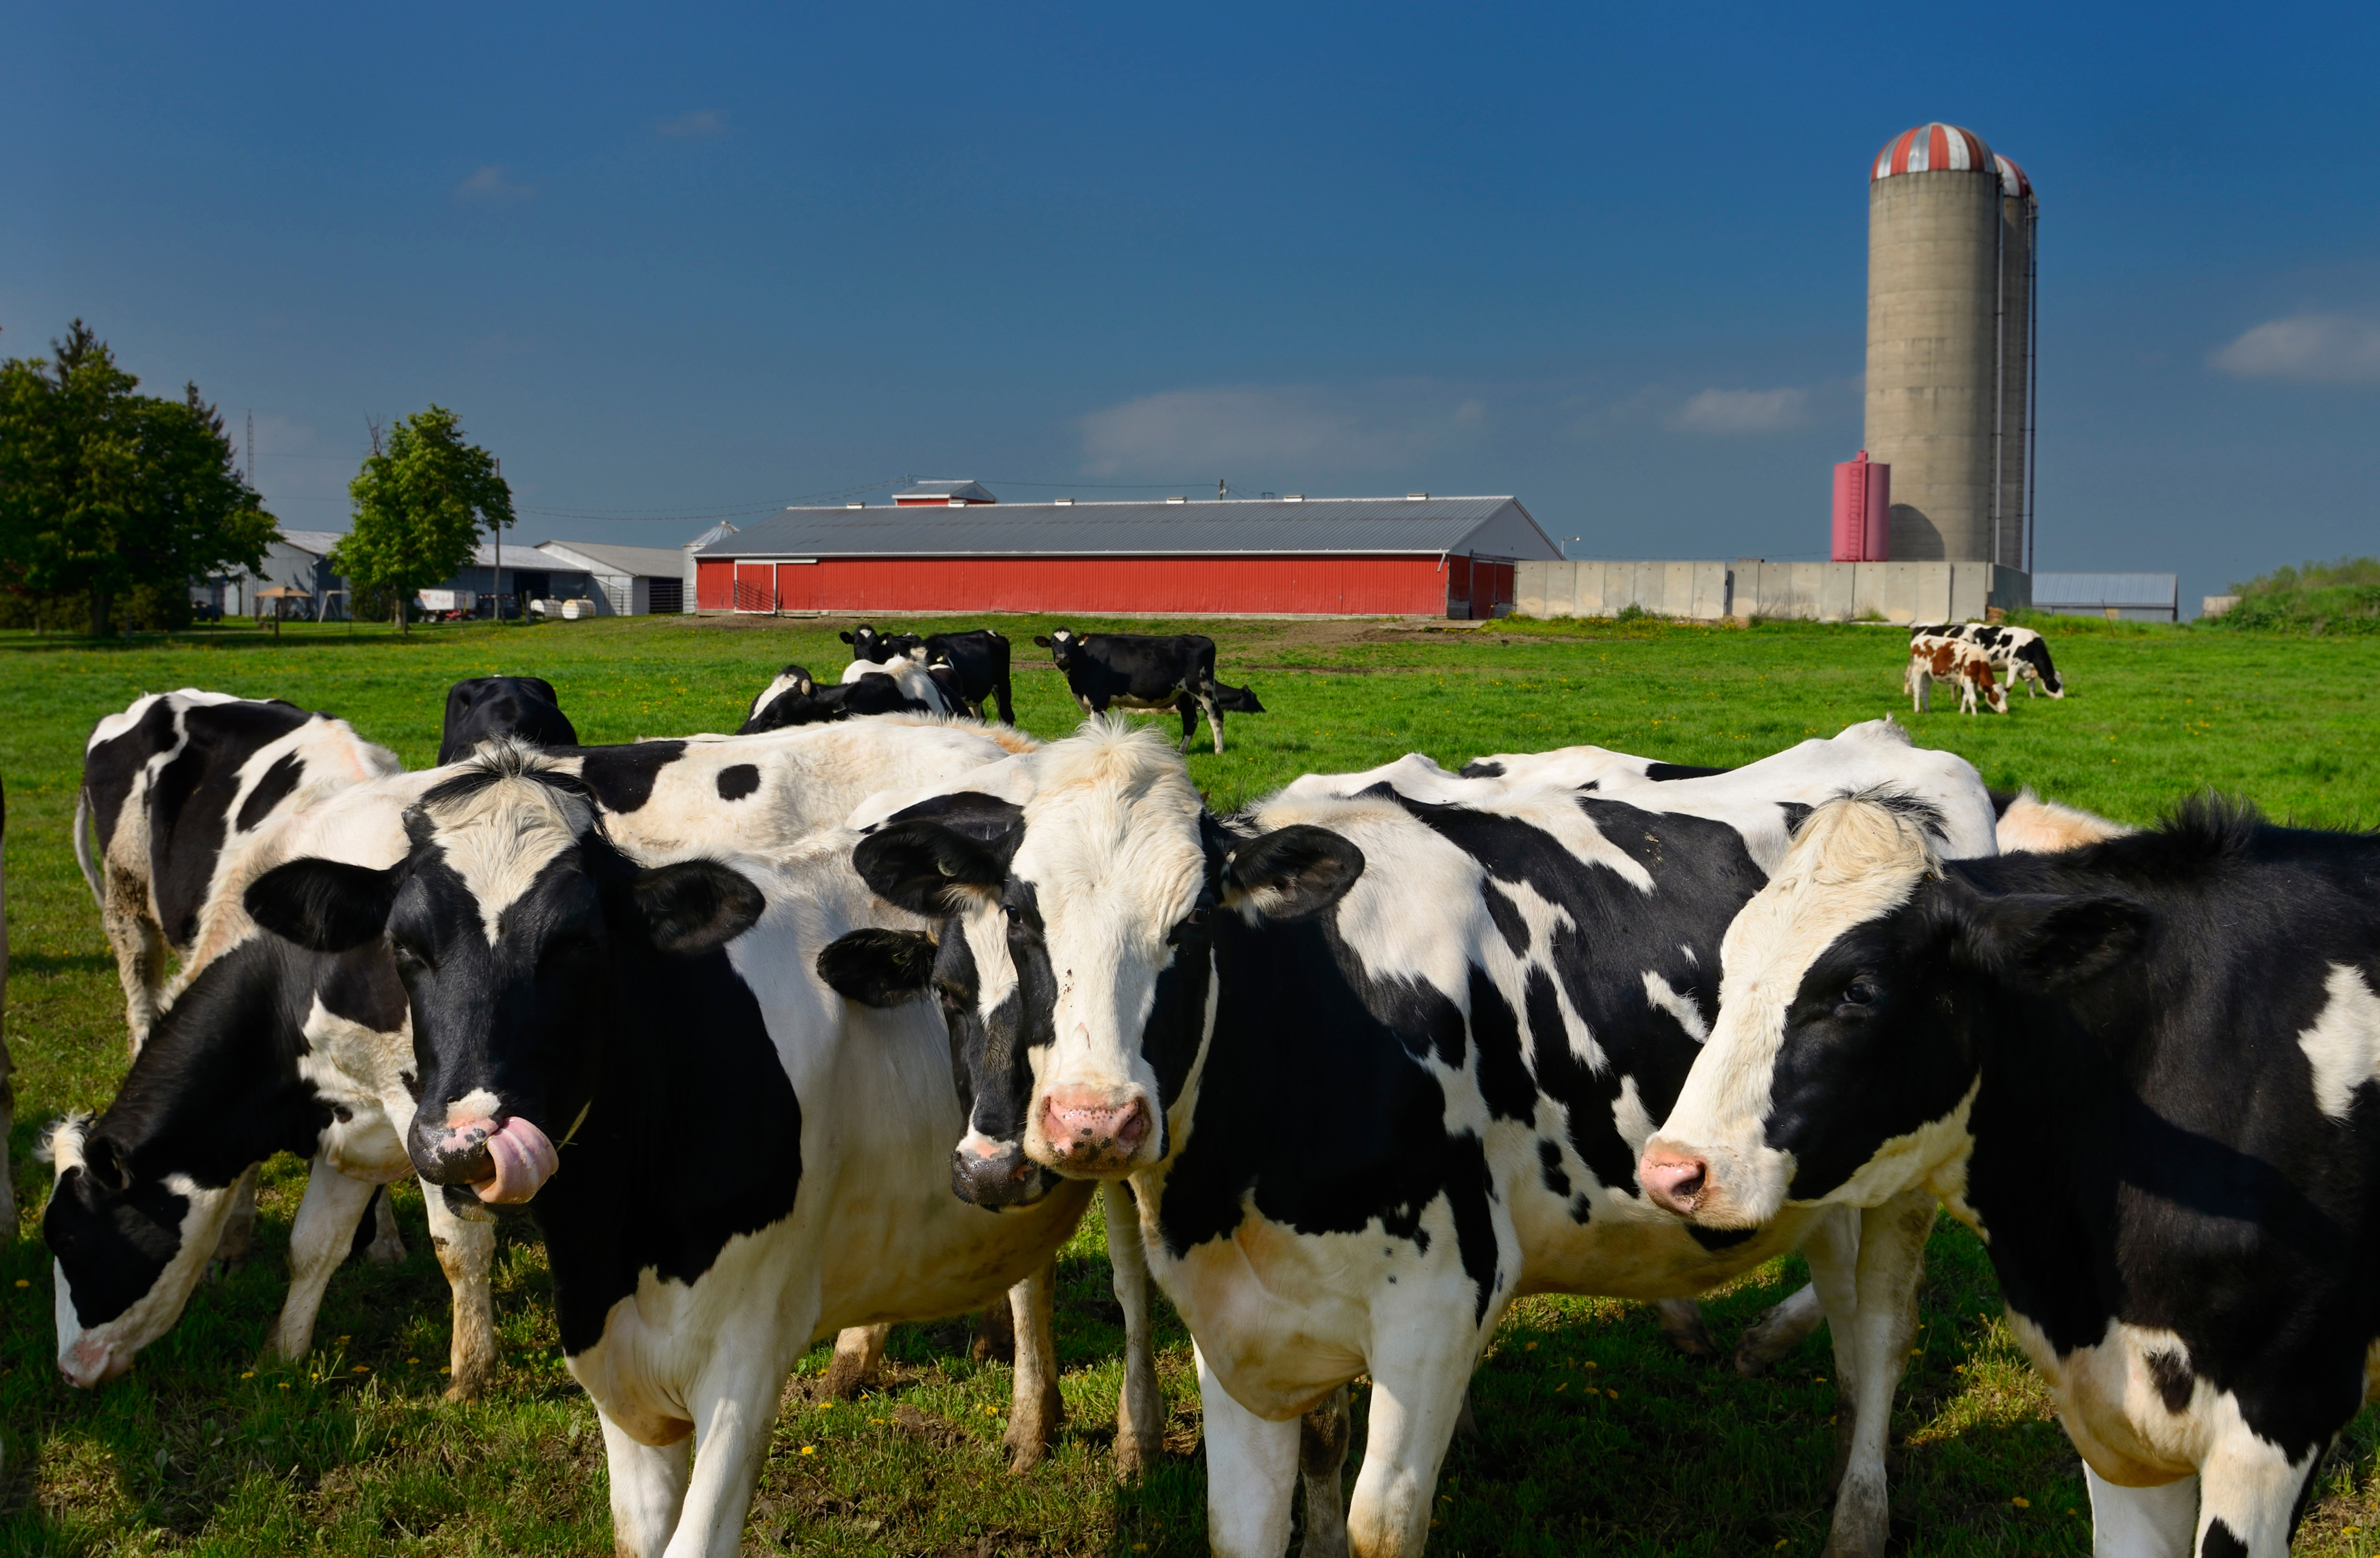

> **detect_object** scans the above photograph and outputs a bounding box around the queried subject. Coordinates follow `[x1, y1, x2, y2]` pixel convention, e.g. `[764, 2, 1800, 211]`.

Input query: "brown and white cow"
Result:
[1906, 634, 2009, 716]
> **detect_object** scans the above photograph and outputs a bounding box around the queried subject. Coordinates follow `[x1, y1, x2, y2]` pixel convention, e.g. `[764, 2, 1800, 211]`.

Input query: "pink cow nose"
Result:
[1042, 1090, 1151, 1173]
[61, 1336, 126, 1389]
[1638, 1151, 1709, 1216]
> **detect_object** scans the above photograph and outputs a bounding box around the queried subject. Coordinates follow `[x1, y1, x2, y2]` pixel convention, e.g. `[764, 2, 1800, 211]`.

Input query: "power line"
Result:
[515, 474, 908, 522]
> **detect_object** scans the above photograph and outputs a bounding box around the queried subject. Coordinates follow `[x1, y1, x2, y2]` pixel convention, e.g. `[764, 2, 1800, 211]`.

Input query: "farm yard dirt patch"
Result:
[2, 613, 2376, 1554]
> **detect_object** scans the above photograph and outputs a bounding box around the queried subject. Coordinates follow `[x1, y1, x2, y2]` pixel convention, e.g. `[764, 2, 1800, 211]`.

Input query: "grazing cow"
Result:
[1032, 626, 1264, 755]
[1910, 621, 2064, 698]
[74, 690, 401, 1049]
[840, 622, 925, 664]
[1642, 796, 2380, 1558]
[1907, 634, 2008, 716]
[438, 675, 579, 764]
[821, 718, 1999, 1557]
[243, 743, 1125, 1556]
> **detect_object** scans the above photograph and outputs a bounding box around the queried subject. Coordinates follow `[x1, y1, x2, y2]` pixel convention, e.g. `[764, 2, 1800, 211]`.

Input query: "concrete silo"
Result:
[1992, 154, 2037, 571]
[1865, 123, 2018, 564]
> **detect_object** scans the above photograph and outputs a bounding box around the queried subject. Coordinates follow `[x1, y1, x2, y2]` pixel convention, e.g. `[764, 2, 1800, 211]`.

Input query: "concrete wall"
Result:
[1517, 559, 2029, 624]
[1867, 169, 2002, 563]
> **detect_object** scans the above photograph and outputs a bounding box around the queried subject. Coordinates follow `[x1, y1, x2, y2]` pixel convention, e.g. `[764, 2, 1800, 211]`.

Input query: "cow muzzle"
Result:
[59, 1334, 129, 1389]
[1039, 1088, 1151, 1175]
[950, 1130, 1053, 1208]
[1637, 1148, 1710, 1218]
[412, 1113, 558, 1203]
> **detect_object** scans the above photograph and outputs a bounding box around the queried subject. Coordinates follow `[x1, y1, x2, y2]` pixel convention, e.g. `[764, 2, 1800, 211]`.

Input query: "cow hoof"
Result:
[1004, 1436, 1048, 1475]
[1653, 1299, 1720, 1357]
[362, 1236, 407, 1266]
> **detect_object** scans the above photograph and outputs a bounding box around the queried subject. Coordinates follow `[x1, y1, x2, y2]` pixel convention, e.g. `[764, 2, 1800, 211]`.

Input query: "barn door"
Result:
[733, 562, 776, 613]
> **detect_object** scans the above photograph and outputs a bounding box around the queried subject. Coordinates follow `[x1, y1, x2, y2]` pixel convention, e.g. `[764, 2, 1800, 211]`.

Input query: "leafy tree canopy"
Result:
[0, 320, 277, 635]
[331, 406, 513, 633]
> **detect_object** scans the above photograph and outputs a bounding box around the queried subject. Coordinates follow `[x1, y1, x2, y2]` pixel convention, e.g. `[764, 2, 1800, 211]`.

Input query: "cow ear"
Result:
[1222, 825, 1365, 921]
[1955, 892, 2148, 989]
[838, 631, 855, 645]
[1032, 636, 1052, 648]
[817, 928, 938, 1006]
[853, 821, 1011, 915]
[245, 859, 399, 952]
[632, 860, 766, 957]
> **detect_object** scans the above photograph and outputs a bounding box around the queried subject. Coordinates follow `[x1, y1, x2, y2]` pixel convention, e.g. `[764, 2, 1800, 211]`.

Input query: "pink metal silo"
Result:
[1833, 452, 1891, 562]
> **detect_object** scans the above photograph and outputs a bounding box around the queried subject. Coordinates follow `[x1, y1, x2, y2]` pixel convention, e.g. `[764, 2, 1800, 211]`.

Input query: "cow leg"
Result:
[360, 1186, 406, 1265]
[1104, 1179, 1164, 1478]
[1799, 1209, 1863, 1488]
[1076, 694, 1098, 719]
[423, 1181, 498, 1400]
[1734, 1282, 1826, 1375]
[821, 1324, 890, 1400]
[262, 1157, 376, 1365]
[1005, 1259, 1063, 1472]
[1176, 698, 1198, 754]
[1820, 1188, 1935, 1558]
[1344, 1332, 1479, 1557]
[2084, 1464, 2197, 1558]
[1653, 1297, 1718, 1356]
[668, 1313, 812, 1558]
[101, 880, 169, 1053]
[1297, 1385, 1353, 1558]
[1196, 1343, 1302, 1558]
[599, 1407, 692, 1558]
[2194, 1429, 2326, 1558]
[1200, 692, 1225, 756]
[992, 677, 1015, 726]
[210, 1163, 264, 1274]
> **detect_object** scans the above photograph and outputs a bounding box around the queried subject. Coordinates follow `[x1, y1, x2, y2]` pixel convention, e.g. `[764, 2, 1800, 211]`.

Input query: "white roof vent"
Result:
[1406, 492, 1429, 501]
[1166, 495, 1187, 504]
[1055, 497, 1075, 505]
[846, 502, 864, 509]
[1282, 494, 1304, 502]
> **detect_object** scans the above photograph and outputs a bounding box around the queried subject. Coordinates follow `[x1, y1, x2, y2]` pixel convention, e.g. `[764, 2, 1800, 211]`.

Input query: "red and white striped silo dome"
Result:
[1994, 154, 2033, 199]
[1871, 123, 1994, 180]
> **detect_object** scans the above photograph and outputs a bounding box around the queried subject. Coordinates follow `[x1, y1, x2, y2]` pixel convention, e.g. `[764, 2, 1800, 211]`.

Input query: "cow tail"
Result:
[72, 785, 104, 909]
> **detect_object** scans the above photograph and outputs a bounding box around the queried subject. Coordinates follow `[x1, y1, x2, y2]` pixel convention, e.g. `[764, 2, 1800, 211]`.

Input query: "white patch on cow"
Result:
[1642, 970, 1707, 1042]
[2296, 962, 2380, 1121]
[294, 996, 418, 1184]
[1680, 945, 1697, 966]
[84, 688, 242, 751]
[1611, 1075, 1656, 1153]
[1996, 789, 2131, 854]
[1646, 798, 1941, 1228]
[418, 753, 597, 944]
[839, 656, 953, 713]
[446, 1087, 504, 1128]
[749, 668, 813, 720]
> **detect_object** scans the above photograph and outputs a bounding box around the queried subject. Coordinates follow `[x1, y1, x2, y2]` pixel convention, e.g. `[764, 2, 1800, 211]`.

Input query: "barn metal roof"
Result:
[2031, 572, 2179, 608]
[698, 495, 1557, 560]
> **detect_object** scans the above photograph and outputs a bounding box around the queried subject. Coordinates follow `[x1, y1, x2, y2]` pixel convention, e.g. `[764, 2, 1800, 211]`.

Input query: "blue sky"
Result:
[6, 3, 2377, 613]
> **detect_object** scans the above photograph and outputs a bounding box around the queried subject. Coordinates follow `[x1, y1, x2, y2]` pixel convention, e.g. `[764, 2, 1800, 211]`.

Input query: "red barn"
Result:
[692, 487, 1560, 619]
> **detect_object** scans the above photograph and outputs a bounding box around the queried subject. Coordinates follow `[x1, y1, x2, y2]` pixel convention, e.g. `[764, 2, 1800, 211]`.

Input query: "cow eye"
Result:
[1841, 979, 1878, 1008]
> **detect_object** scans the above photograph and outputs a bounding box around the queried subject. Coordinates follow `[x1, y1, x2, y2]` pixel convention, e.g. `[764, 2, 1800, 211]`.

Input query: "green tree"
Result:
[332, 406, 513, 634]
[0, 321, 277, 636]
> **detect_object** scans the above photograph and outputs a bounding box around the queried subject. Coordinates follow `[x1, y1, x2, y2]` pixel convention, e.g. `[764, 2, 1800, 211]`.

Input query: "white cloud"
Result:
[455, 165, 534, 204]
[1078, 382, 1487, 477]
[2211, 314, 2380, 384]
[657, 109, 726, 139]
[1671, 386, 1809, 433]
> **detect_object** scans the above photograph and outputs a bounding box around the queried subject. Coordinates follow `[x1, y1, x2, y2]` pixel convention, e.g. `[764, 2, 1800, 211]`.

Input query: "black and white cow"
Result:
[821, 719, 1999, 1557]
[739, 661, 960, 734]
[439, 675, 579, 764]
[241, 742, 1127, 1555]
[842, 623, 1015, 723]
[1032, 627, 1264, 755]
[1643, 796, 2380, 1558]
[1909, 621, 2065, 698]
[75, 690, 401, 1049]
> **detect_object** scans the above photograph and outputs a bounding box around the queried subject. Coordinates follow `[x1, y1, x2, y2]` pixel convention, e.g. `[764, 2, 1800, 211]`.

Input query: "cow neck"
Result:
[99, 937, 337, 1189]
[511, 930, 804, 1358]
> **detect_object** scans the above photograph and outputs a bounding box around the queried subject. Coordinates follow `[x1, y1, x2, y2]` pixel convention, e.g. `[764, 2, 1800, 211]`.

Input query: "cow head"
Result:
[1032, 628, 1079, 673]
[840, 625, 922, 664]
[244, 742, 764, 1204]
[817, 722, 1361, 1206]
[2015, 634, 2065, 698]
[1639, 797, 2143, 1228]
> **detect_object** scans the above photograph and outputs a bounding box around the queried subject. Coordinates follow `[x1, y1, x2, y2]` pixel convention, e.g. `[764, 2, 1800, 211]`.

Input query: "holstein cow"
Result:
[1032, 627, 1264, 755]
[843, 624, 1017, 724]
[1911, 620, 2065, 698]
[242, 743, 1126, 1557]
[438, 675, 579, 764]
[739, 660, 961, 734]
[1907, 634, 2009, 717]
[72, 690, 406, 1268]
[820, 718, 1999, 1557]
[1642, 796, 2380, 1558]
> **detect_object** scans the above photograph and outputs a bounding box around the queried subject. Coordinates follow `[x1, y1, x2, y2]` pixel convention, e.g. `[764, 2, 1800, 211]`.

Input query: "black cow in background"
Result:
[739, 662, 947, 734]
[1032, 626, 1264, 753]
[843, 623, 1015, 724]
[437, 676, 579, 764]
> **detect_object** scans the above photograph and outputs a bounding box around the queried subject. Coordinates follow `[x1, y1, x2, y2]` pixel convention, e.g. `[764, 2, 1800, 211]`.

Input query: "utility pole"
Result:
[493, 456, 504, 624]
[245, 410, 254, 488]
[1217, 477, 1227, 501]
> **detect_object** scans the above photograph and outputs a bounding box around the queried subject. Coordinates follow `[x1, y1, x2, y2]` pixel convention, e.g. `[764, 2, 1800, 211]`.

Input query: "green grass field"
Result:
[3, 611, 2377, 1556]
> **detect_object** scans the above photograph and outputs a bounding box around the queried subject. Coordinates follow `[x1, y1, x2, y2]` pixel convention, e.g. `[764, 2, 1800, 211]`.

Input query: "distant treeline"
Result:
[2211, 556, 2380, 635]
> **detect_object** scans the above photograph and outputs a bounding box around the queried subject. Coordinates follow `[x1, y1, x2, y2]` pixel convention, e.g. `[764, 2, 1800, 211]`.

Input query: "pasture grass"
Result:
[1, 610, 2377, 1555]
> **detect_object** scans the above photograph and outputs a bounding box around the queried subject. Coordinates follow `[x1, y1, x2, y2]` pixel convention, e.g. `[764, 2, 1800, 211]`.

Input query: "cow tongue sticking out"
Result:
[430, 1115, 560, 1203]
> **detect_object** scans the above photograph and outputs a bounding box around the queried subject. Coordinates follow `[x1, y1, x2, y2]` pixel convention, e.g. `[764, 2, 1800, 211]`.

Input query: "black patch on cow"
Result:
[145, 699, 313, 947]
[1537, 1138, 1571, 1198]
[237, 753, 306, 832]
[2146, 1349, 2195, 1412]
[1987, 788, 2021, 819]
[1687, 1224, 1757, 1251]
[886, 791, 1025, 843]
[439, 677, 578, 764]
[1780, 801, 1814, 836]
[817, 928, 936, 1008]
[575, 742, 687, 813]
[1757, 799, 2380, 1468]
[715, 764, 760, 802]
[2201, 1520, 2249, 1558]
[1480, 881, 1529, 956]
[1458, 760, 1506, 779]
[82, 697, 178, 857]
[1467, 965, 1537, 1125]
[1644, 763, 1733, 782]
